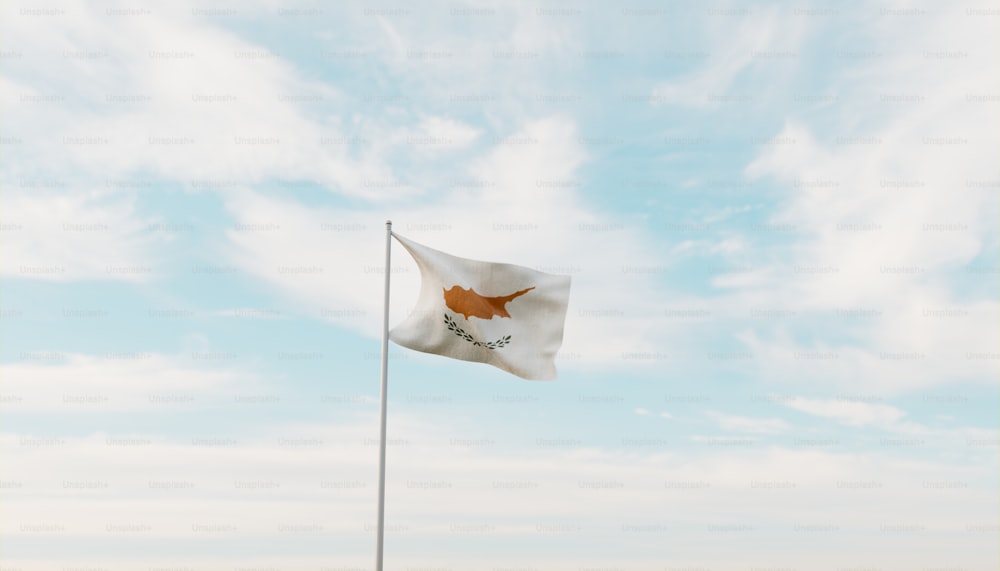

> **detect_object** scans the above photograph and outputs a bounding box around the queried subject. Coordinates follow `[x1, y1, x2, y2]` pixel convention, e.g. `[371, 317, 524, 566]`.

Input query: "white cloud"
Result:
[375, 14, 408, 59]
[221, 117, 688, 367]
[652, 7, 801, 107]
[220, 191, 390, 336]
[782, 397, 906, 428]
[209, 308, 289, 320]
[0, 352, 260, 412]
[416, 116, 481, 148]
[390, 116, 482, 153]
[741, 7, 998, 301]
[1, 417, 996, 569]
[0, 190, 159, 282]
[707, 411, 790, 434]
[721, 5, 999, 394]
[778, 395, 999, 462]
[0, 0, 395, 200]
[728, 259, 1000, 396]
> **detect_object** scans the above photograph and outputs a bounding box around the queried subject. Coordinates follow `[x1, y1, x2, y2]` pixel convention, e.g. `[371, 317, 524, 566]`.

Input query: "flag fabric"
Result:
[389, 232, 571, 380]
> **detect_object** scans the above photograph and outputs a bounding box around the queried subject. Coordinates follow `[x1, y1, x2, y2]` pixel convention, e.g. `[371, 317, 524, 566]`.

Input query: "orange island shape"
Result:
[443, 285, 535, 320]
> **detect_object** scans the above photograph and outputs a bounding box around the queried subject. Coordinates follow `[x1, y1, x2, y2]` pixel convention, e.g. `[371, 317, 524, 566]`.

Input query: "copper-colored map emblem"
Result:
[443, 285, 534, 320]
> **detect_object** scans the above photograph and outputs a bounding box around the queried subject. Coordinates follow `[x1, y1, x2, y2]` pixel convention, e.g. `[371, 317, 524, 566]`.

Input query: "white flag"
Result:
[389, 232, 571, 380]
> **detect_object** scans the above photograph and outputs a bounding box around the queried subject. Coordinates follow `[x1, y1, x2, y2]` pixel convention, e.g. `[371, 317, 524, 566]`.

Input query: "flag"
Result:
[389, 232, 571, 380]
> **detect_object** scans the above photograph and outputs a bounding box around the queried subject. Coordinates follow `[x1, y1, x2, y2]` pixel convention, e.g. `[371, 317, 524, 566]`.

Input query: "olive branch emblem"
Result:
[444, 313, 511, 350]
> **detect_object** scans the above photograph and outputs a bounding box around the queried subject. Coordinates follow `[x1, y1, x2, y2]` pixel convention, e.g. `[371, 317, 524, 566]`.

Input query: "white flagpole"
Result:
[375, 220, 392, 571]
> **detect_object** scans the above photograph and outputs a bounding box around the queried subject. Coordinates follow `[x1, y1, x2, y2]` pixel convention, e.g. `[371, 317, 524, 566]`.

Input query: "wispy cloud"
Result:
[707, 410, 791, 434]
[0, 191, 159, 282]
[0, 352, 260, 412]
[781, 397, 905, 427]
[652, 7, 800, 107]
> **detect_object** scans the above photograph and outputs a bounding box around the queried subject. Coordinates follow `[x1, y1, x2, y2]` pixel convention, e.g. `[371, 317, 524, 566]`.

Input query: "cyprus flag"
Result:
[389, 232, 572, 380]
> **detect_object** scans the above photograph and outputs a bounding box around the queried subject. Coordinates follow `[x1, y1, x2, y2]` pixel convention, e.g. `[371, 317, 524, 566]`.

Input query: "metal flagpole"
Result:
[375, 220, 392, 571]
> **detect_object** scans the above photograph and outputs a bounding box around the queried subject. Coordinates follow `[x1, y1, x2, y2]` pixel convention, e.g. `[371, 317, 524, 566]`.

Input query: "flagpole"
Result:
[375, 220, 392, 571]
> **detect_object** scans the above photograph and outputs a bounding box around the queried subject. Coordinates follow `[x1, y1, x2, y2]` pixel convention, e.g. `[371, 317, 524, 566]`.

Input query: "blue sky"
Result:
[1, 1, 998, 569]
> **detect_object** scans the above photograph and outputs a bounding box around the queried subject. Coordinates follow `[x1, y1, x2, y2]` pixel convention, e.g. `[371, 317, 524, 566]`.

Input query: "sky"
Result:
[0, 1, 998, 570]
